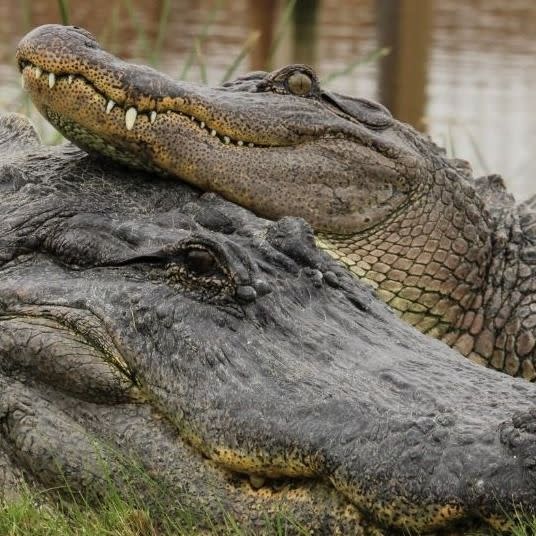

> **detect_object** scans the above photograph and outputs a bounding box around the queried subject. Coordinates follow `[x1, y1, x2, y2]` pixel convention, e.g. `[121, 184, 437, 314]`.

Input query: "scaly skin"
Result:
[4, 109, 536, 533]
[16, 24, 536, 381]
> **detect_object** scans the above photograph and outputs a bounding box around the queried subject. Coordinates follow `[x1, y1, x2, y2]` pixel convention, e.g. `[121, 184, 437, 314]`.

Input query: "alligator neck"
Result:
[317, 168, 493, 355]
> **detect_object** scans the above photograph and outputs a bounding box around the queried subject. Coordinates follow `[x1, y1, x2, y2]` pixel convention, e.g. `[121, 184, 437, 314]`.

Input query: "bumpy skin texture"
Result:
[3, 113, 536, 534]
[16, 25, 536, 380]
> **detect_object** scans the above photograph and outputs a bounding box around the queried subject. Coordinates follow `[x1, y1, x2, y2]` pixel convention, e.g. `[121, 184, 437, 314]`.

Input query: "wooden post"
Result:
[248, 0, 278, 70]
[377, 0, 433, 132]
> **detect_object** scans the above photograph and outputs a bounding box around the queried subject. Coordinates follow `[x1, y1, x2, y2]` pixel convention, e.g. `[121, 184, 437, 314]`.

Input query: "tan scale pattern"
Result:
[332, 475, 467, 533]
[317, 169, 536, 381]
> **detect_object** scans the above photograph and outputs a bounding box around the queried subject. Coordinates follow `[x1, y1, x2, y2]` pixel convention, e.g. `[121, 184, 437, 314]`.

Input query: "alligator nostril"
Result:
[236, 285, 257, 303]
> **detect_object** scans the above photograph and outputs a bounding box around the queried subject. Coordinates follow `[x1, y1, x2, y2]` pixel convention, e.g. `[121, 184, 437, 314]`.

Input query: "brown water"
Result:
[1, 0, 535, 199]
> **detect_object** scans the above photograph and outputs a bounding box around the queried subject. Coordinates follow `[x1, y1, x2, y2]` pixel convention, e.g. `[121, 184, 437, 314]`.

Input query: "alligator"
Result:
[4, 102, 536, 535]
[16, 24, 536, 381]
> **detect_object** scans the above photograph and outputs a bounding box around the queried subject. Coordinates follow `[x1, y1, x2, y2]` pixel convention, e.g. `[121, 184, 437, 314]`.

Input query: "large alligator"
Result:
[3, 111, 536, 534]
[16, 25, 536, 380]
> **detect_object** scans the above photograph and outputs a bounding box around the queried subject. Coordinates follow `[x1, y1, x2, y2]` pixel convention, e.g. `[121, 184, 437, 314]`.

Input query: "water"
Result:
[1, 0, 534, 199]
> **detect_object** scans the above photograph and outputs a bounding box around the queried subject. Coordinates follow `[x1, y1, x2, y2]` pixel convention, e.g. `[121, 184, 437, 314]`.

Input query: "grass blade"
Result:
[220, 31, 261, 84]
[122, 0, 150, 59]
[267, 0, 297, 68]
[57, 0, 70, 25]
[446, 120, 456, 158]
[462, 123, 490, 174]
[20, 0, 32, 31]
[151, 0, 172, 66]
[98, 2, 121, 55]
[321, 47, 390, 85]
[179, 0, 223, 81]
[195, 41, 208, 85]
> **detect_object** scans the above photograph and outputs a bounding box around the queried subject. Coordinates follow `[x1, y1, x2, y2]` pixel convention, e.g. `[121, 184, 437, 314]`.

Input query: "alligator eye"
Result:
[287, 72, 312, 96]
[184, 249, 217, 276]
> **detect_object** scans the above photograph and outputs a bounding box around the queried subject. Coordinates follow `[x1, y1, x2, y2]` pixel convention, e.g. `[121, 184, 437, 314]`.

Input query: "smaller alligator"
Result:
[17, 24, 536, 379]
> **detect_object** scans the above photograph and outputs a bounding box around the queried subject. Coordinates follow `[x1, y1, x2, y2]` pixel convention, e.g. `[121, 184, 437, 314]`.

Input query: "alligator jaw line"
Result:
[19, 62, 259, 148]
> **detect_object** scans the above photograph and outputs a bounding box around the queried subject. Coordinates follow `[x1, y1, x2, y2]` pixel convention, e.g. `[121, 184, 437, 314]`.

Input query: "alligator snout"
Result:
[327, 408, 536, 531]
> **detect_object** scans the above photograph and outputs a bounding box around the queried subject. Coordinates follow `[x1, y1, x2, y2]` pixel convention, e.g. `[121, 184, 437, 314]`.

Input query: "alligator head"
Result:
[2, 112, 536, 534]
[15, 24, 414, 235]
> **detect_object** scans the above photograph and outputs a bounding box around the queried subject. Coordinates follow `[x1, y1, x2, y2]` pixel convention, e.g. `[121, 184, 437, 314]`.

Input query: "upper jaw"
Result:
[16, 25, 374, 149]
[17, 58, 292, 148]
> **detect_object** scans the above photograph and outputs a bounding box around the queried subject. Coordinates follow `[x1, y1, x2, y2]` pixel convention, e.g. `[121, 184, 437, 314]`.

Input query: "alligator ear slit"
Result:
[321, 91, 392, 129]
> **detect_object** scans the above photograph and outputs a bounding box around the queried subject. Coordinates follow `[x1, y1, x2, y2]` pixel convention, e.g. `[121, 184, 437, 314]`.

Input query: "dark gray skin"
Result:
[2, 112, 536, 534]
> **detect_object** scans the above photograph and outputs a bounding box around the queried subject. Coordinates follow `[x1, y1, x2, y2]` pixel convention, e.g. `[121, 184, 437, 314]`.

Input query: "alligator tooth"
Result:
[150, 111, 157, 123]
[125, 107, 137, 131]
[190, 115, 195, 121]
[34, 66, 42, 78]
[200, 121, 205, 129]
[237, 140, 244, 146]
[48, 72, 55, 88]
[223, 136, 230, 144]
[249, 475, 265, 489]
[20, 74, 25, 89]
[68, 74, 74, 84]
[248, 142, 255, 147]
[106, 100, 115, 114]
[210, 129, 217, 137]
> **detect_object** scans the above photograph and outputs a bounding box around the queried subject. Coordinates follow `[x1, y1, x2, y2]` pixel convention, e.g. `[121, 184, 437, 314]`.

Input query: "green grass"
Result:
[0, 490, 210, 536]
[0, 484, 312, 536]
[506, 518, 536, 536]
[0, 442, 310, 536]
[3, 487, 536, 536]
[1, 490, 162, 536]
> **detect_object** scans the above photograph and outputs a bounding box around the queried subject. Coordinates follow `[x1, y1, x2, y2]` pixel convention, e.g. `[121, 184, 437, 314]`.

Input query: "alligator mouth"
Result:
[16, 25, 409, 235]
[18, 61, 268, 149]
[0, 306, 367, 529]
